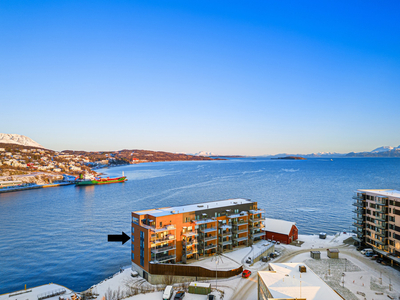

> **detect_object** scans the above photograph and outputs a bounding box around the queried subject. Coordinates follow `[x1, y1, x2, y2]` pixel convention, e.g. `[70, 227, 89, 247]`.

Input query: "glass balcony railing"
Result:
[151, 245, 176, 254]
[203, 236, 217, 242]
[219, 240, 232, 246]
[156, 255, 176, 263]
[234, 228, 248, 234]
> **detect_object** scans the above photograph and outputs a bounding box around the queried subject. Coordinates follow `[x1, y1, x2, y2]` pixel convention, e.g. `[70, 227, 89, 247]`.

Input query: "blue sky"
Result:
[1, 1, 399, 155]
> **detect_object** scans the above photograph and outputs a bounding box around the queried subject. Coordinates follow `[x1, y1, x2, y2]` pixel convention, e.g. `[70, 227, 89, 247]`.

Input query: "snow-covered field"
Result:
[87, 233, 400, 300]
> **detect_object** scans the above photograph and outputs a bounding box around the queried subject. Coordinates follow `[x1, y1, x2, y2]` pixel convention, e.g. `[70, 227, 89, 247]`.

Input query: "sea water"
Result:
[1, 157, 399, 293]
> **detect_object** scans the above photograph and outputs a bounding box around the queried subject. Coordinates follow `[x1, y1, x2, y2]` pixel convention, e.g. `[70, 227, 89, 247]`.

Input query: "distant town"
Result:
[0, 142, 217, 182]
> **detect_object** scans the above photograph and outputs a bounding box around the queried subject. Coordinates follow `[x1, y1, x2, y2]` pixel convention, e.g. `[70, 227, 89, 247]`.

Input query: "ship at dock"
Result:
[75, 172, 127, 186]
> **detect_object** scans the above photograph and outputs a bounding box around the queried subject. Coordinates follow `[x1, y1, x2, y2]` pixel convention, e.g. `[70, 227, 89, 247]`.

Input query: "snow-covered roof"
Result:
[262, 218, 296, 235]
[189, 282, 211, 288]
[134, 198, 254, 217]
[357, 189, 400, 199]
[0, 283, 75, 300]
[258, 263, 344, 300]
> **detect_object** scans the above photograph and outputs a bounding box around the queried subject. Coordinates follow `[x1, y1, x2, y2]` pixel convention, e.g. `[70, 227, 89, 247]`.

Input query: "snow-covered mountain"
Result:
[194, 151, 217, 157]
[371, 146, 396, 153]
[0, 133, 44, 148]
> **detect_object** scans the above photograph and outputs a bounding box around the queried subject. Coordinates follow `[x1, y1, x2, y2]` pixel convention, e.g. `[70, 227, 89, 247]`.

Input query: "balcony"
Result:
[250, 232, 265, 239]
[249, 225, 262, 230]
[228, 213, 248, 219]
[249, 217, 262, 223]
[374, 216, 387, 222]
[352, 195, 363, 200]
[182, 231, 198, 237]
[375, 230, 386, 238]
[143, 224, 176, 233]
[249, 209, 265, 214]
[151, 235, 176, 245]
[233, 221, 248, 226]
[352, 209, 364, 214]
[353, 222, 363, 228]
[219, 240, 232, 246]
[203, 236, 217, 242]
[156, 255, 176, 263]
[352, 202, 364, 208]
[151, 245, 176, 254]
[235, 236, 248, 242]
[184, 240, 198, 246]
[199, 227, 217, 233]
[219, 224, 232, 230]
[219, 231, 232, 237]
[234, 228, 248, 234]
[194, 219, 217, 225]
[185, 249, 198, 256]
[375, 222, 387, 230]
[203, 244, 217, 250]
[352, 229, 364, 237]
[352, 216, 363, 222]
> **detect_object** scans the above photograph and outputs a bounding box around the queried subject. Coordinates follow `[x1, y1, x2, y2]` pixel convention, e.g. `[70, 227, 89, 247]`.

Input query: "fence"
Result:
[37, 289, 66, 300]
[149, 263, 243, 278]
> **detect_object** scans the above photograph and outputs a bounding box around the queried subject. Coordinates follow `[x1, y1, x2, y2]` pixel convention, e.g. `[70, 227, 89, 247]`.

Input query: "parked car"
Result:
[371, 255, 379, 260]
[207, 295, 215, 300]
[174, 291, 185, 300]
[246, 257, 252, 264]
[242, 270, 251, 278]
[270, 253, 276, 258]
[276, 241, 281, 245]
[261, 256, 269, 262]
[365, 252, 374, 257]
[361, 248, 373, 255]
[377, 258, 383, 263]
[163, 286, 174, 300]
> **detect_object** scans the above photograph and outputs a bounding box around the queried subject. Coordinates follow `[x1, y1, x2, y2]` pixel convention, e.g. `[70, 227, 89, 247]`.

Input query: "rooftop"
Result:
[262, 218, 296, 235]
[0, 283, 75, 300]
[258, 263, 344, 300]
[134, 198, 254, 217]
[357, 189, 400, 199]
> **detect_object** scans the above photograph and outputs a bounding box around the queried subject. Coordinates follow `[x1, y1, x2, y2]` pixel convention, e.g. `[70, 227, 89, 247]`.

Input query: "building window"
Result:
[160, 222, 162, 228]
[140, 231, 145, 267]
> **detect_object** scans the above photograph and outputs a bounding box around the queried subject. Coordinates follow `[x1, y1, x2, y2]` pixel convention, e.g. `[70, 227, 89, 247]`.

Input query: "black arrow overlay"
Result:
[108, 232, 130, 245]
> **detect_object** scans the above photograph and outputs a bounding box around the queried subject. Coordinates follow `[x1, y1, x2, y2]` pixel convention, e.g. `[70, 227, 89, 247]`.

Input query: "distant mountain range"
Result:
[1, 133, 400, 158]
[346, 146, 400, 157]
[0, 133, 44, 148]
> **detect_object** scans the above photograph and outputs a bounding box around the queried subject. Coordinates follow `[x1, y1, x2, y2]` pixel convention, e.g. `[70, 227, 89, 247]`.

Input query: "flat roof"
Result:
[258, 263, 344, 300]
[134, 198, 254, 217]
[0, 283, 75, 300]
[357, 189, 400, 199]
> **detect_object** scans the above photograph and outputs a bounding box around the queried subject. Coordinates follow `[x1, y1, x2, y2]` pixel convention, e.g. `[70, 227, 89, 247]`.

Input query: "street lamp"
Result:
[212, 254, 223, 291]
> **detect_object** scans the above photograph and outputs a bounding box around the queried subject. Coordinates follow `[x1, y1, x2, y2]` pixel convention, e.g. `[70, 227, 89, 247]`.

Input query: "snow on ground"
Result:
[88, 233, 400, 300]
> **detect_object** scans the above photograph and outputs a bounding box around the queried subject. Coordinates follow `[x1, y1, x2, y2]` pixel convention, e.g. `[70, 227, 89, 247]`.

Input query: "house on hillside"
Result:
[262, 218, 298, 244]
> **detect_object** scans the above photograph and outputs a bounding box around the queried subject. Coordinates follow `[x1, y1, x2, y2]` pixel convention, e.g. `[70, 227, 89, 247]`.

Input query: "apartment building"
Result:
[352, 189, 400, 265]
[131, 198, 264, 276]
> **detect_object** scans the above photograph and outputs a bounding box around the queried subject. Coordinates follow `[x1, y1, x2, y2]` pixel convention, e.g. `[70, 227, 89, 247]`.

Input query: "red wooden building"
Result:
[262, 218, 298, 244]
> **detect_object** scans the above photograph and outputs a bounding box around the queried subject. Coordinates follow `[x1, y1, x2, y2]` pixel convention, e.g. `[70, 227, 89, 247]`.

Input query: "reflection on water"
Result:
[1, 158, 400, 293]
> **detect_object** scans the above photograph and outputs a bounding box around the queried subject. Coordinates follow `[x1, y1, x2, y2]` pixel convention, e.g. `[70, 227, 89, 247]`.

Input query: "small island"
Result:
[272, 156, 307, 160]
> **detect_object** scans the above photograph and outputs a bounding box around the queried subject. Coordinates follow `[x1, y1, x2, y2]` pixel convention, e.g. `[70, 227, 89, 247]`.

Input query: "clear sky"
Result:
[1, 1, 399, 155]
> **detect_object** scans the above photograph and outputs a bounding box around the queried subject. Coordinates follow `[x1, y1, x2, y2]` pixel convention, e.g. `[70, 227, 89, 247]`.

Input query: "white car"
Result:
[163, 285, 174, 300]
[361, 248, 373, 255]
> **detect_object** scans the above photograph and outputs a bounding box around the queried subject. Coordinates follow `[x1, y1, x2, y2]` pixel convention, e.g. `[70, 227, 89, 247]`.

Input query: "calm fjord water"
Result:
[1, 158, 400, 293]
